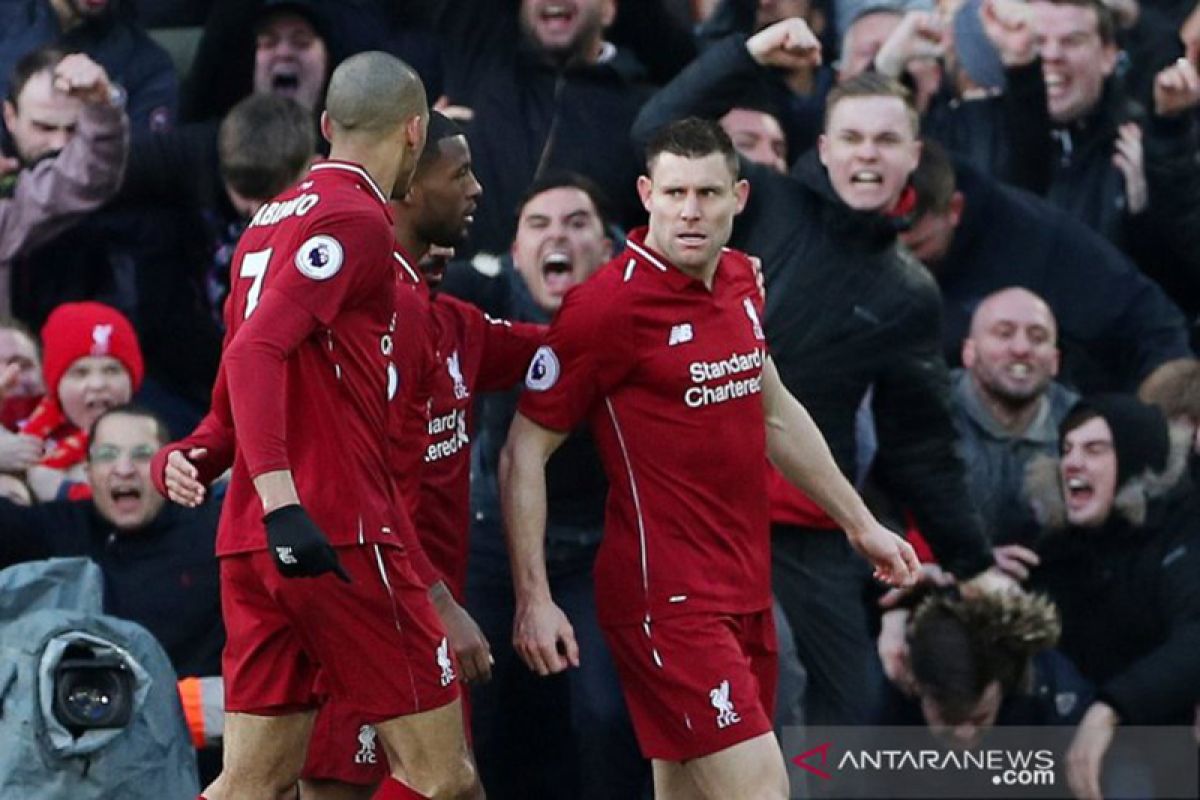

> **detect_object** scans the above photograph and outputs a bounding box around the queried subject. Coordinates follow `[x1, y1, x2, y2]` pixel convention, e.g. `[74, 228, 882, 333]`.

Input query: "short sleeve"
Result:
[271, 209, 394, 327]
[517, 280, 634, 433]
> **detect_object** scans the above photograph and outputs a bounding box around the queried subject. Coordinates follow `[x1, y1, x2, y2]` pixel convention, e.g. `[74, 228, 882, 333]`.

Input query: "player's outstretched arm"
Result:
[501, 411, 579, 675]
[761, 357, 919, 587]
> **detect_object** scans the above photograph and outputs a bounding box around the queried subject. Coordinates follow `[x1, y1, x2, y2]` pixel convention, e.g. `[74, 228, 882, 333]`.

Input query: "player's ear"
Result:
[734, 179, 750, 214]
[636, 175, 653, 212]
[319, 111, 333, 145]
[406, 113, 425, 150]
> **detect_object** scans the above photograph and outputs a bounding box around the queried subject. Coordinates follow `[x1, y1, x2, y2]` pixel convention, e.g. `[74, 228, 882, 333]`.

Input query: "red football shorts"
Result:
[221, 544, 460, 719]
[301, 700, 390, 786]
[602, 608, 777, 762]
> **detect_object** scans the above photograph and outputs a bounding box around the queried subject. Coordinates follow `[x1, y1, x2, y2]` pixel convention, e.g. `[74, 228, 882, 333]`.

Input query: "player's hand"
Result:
[163, 447, 208, 507]
[847, 521, 921, 587]
[980, 0, 1037, 67]
[513, 597, 579, 676]
[878, 562, 955, 609]
[874, 11, 946, 79]
[1154, 45, 1200, 118]
[431, 582, 493, 685]
[746, 17, 822, 71]
[52, 54, 114, 106]
[1067, 702, 1119, 800]
[263, 504, 350, 582]
[991, 543, 1040, 582]
[878, 608, 915, 695]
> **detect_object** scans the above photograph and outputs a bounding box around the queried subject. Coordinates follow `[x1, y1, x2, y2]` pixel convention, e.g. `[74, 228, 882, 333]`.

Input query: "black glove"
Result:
[263, 505, 350, 582]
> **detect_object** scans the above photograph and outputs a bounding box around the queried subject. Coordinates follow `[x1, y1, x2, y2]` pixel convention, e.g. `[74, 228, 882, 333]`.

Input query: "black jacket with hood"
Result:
[1028, 419, 1200, 724]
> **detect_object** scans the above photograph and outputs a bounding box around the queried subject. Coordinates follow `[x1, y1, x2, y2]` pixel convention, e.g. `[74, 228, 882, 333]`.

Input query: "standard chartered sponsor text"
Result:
[685, 349, 763, 409]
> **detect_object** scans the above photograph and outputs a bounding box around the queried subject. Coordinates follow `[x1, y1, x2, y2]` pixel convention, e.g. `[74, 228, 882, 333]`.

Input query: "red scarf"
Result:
[21, 395, 87, 471]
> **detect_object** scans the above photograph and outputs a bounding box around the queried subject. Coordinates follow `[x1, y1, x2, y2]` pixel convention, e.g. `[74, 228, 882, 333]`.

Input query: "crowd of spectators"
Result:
[1, 0, 1198, 797]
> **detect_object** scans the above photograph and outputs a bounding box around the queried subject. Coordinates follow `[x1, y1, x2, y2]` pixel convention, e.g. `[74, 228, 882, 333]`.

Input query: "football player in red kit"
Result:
[502, 118, 920, 800]
[156, 53, 481, 800]
[301, 113, 542, 798]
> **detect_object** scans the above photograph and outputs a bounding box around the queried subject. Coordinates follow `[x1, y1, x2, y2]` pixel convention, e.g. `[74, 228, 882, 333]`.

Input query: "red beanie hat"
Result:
[40, 302, 144, 398]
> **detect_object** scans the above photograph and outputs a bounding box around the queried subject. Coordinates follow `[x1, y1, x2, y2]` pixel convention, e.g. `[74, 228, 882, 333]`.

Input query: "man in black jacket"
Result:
[1014, 0, 1200, 327]
[0, 403, 222, 678]
[433, 0, 652, 258]
[633, 19, 998, 726]
[0, 403, 224, 780]
[900, 142, 1192, 393]
[1027, 395, 1200, 800]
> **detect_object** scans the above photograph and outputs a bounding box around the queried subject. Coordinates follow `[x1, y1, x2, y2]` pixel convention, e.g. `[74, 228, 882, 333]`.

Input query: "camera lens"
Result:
[53, 644, 134, 735]
[65, 682, 116, 722]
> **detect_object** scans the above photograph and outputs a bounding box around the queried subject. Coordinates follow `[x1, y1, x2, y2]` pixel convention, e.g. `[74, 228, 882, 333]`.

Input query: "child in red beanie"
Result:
[23, 301, 144, 501]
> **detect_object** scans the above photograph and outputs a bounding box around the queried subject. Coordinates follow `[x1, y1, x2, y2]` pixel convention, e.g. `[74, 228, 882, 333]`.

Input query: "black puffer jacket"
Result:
[1028, 433, 1200, 724]
[633, 47, 993, 577]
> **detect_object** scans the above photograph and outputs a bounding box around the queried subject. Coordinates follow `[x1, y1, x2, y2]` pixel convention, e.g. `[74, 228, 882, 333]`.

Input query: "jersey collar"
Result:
[624, 227, 726, 293]
[392, 247, 422, 285]
[309, 160, 390, 207]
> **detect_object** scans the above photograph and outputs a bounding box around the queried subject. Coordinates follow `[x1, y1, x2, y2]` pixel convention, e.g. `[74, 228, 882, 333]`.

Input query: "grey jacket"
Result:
[0, 100, 129, 315]
[950, 369, 1077, 547]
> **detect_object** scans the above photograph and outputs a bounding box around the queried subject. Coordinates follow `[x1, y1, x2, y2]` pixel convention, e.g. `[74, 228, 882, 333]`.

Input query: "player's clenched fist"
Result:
[746, 17, 822, 71]
[264, 504, 351, 582]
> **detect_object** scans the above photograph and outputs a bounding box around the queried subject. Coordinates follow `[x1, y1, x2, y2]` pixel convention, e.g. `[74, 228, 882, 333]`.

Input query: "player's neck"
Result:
[327, 143, 402, 202]
[394, 225, 430, 264]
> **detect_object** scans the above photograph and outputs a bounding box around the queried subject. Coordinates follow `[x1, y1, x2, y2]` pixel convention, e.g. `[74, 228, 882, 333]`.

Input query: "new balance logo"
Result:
[668, 323, 694, 346]
[710, 680, 741, 729]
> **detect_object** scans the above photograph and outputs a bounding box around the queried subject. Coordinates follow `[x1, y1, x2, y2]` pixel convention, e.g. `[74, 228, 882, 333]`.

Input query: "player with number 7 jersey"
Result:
[209, 157, 463, 733]
[218, 160, 414, 559]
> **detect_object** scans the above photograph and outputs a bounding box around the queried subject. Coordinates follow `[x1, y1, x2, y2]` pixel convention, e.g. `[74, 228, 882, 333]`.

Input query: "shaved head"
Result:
[969, 287, 1057, 341]
[324, 51, 428, 135]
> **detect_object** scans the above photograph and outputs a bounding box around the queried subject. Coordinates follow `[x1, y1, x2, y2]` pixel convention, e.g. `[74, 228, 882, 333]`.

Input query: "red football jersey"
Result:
[518, 228, 772, 626]
[388, 249, 436, 523]
[419, 295, 543, 597]
[217, 161, 411, 556]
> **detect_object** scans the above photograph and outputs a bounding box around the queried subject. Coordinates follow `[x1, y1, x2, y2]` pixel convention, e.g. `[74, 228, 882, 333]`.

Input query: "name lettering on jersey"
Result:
[743, 298, 765, 341]
[425, 409, 469, 463]
[668, 323, 693, 346]
[294, 234, 344, 280]
[525, 346, 560, 391]
[684, 349, 763, 409]
[248, 192, 320, 227]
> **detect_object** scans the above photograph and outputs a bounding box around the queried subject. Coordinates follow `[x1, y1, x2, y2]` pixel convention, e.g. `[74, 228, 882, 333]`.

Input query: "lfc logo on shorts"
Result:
[709, 680, 741, 729]
[437, 637, 456, 687]
[354, 725, 378, 764]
